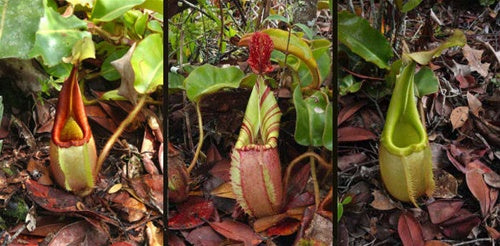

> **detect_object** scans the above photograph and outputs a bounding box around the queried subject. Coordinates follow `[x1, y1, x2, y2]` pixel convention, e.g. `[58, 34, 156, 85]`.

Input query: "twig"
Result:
[309, 154, 320, 209]
[96, 96, 147, 172]
[187, 102, 204, 174]
[450, 238, 493, 246]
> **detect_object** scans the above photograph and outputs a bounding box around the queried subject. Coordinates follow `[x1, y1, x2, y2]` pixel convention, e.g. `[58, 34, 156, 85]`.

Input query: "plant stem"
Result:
[187, 102, 204, 174]
[96, 95, 147, 172]
[309, 155, 320, 209]
[283, 151, 332, 207]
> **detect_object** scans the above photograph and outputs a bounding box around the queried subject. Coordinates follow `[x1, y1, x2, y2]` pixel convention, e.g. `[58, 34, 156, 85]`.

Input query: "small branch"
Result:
[187, 102, 204, 174]
[96, 96, 147, 172]
[309, 155, 320, 209]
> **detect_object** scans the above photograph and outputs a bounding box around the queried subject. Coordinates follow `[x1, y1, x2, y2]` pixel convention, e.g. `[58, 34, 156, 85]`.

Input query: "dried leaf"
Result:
[338, 101, 367, 125]
[450, 106, 469, 130]
[440, 209, 480, 239]
[424, 241, 451, 246]
[427, 199, 463, 224]
[111, 43, 138, 104]
[186, 226, 224, 246]
[146, 221, 163, 246]
[397, 212, 425, 246]
[462, 44, 490, 78]
[432, 169, 458, 199]
[266, 218, 301, 236]
[168, 197, 214, 230]
[338, 152, 367, 171]
[466, 167, 492, 217]
[370, 190, 396, 210]
[209, 219, 263, 245]
[48, 221, 108, 246]
[466, 92, 482, 117]
[210, 182, 236, 199]
[485, 226, 500, 240]
[338, 127, 377, 142]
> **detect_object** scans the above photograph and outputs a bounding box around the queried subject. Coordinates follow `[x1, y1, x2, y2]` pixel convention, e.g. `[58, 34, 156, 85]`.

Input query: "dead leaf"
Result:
[450, 106, 469, 130]
[210, 182, 236, 199]
[483, 41, 500, 64]
[48, 221, 108, 246]
[186, 226, 224, 246]
[450, 61, 475, 88]
[432, 169, 458, 199]
[168, 196, 214, 230]
[338, 101, 367, 125]
[427, 199, 463, 224]
[26, 158, 53, 185]
[466, 168, 492, 217]
[424, 241, 451, 246]
[398, 212, 425, 246]
[302, 213, 334, 245]
[484, 171, 500, 188]
[370, 190, 396, 210]
[338, 127, 377, 142]
[440, 209, 480, 239]
[122, 196, 147, 222]
[146, 221, 163, 246]
[111, 43, 138, 104]
[462, 44, 490, 78]
[466, 92, 482, 116]
[266, 218, 301, 237]
[338, 152, 367, 171]
[485, 226, 500, 240]
[209, 219, 263, 245]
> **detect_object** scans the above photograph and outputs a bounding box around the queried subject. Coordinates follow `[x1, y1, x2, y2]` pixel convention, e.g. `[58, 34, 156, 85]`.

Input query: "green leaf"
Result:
[293, 87, 330, 147]
[101, 48, 129, 81]
[134, 12, 148, 38]
[414, 66, 438, 97]
[131, 33, 163, 94]
[264, 14, 290, 25]
[0, 0, 44, 59]
[297, 45, 331, 87]
[100, 89, 127, 101]
[339, 74, 362, 96]
[91, 0, 145, 22]
[168, 71, 185, 93]
[147, 19, 163, 33]
[323, 103, 333, 151]
[137, 0, 163, 14]
[294, 23, 314, 40]
[184, 64, 244, 103]
[62, 36, 95, 64]
[400, 0, 422, 12]
[29, 0, 91, 66]
[338, 11, 393, 69]
[406, 29, 466, 65]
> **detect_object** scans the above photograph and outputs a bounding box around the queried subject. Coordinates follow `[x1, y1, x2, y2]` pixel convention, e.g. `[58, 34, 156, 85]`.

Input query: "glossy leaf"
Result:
[0, 0, 44, 58]
[338, 11, 393, 69]
[297, 43, 332, 87]
[414, 66, 439, 97]
[293, 87, 331, 148]
[91, 0, 145, 22]
[239, 28, 320, 90]
[184, 64, 244, 103]
[406, 30, 466, 65]
[339, 74, 362, 96]
[131, 33, 163, 94]
[379, 62, 435, 206]
[29, 0, 91, 66]
[322, 104, 333, 151]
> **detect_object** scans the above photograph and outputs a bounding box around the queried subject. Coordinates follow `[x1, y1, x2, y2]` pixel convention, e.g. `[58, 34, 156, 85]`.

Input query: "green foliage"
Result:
[406, 30, 466, 65]
[91, 0, 146, 22]
[395, 0, 423, 13]
[338, 196, 352, 222]
[131, 33, 163, 94]
[414, 67, 439, 97]
[479, 0, 498, 6]
[339, 74, 362, 96]
[293, 87, 331, 149]
[183, 64, 245, 103]
[29, 0, 91, 67]
[0, 0, 44, 59]
[338, 11, 393, 69]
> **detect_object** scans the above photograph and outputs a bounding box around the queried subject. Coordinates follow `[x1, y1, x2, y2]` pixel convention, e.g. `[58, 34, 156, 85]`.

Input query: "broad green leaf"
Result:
[184, 64, 244, 103]
[414, 66, 438, 97]
[240, 73, 257, 88]
[42, 62, 72, 79]
[239, 28, 320, 90]
[91, 0, 145, 22]
[147, 20, 163, 33]
[339, 74, 362, 96]
[0, 0, 44, 58]
[297, 46, 331, 87]
[293, 87, 330, 147]
[131, 33, 163, 94]
[406, 29, 466, 65]
[138, 0, 163, 14]
[323, 103, 333, 151]
[100, 89, 127, 101]
[338, 11, 393, 69]
[101, 48, 129, 81]
[385, 59, 403, 88]
[29, 0, 91, 66]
